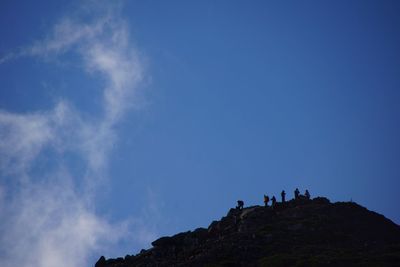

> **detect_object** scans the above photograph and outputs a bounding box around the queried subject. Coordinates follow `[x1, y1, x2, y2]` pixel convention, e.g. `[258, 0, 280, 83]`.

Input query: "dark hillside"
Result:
[95, 197, 400, 267]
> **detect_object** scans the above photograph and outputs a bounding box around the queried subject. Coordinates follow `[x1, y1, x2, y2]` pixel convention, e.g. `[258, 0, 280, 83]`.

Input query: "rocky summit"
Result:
[95, 197, 400, 267]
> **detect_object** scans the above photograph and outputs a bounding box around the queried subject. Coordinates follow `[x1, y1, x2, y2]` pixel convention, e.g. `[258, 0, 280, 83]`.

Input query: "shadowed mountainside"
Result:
[95, 197, 400, 267]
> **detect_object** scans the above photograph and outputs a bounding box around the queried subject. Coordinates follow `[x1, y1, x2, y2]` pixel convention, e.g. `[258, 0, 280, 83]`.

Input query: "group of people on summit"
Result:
[236, 188, 311, 210]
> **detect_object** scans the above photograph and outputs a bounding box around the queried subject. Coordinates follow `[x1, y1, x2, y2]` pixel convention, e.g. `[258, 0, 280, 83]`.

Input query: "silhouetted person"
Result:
[281, 190, 286, 203]
[294, 188, 300, 200]
[237, 200, 244, 210]
[271, 196, 276, 207]
[305, 189, 310, 200]
[264, 195, 270, 207]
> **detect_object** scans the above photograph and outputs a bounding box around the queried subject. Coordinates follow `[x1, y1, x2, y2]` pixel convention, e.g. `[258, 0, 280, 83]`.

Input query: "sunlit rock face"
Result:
[96, 197, 400, 267]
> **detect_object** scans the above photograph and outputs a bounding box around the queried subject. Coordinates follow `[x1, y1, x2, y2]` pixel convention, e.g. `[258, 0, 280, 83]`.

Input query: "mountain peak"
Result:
[96, 197, 400, 267]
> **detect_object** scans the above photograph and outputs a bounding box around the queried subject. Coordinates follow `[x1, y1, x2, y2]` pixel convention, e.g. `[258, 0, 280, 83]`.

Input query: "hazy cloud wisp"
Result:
[0, 8, 147, 267]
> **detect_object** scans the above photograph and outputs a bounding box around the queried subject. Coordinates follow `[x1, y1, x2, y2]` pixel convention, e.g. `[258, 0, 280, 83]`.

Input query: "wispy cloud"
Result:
[0, 172, 127, 267]
[21, 8, 143, 176]
[0, 4, 150, 267]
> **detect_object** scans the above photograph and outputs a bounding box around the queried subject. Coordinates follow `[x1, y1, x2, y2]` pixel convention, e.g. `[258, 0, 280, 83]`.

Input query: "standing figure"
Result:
[263, 194, 270, 207]
[281, 190, 286, 203]
[271, 196, 277, 207]
[237, 200, 244, 210]
[305, 190, 310, 200]
[294, 188, 300, 200]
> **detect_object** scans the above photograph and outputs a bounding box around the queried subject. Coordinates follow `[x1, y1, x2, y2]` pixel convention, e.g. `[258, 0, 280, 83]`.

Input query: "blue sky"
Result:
[1, 1, 400, 266]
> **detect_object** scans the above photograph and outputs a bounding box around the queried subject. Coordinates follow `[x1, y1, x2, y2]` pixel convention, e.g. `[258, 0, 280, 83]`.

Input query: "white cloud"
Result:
[0, 110, 55, 175]
[0, 101, 77, 176]
[0, 174, 125, 267]
[0, 5, 152, 267]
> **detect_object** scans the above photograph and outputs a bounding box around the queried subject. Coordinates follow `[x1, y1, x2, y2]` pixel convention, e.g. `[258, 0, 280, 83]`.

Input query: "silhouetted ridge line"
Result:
[95, 196, 400, 267]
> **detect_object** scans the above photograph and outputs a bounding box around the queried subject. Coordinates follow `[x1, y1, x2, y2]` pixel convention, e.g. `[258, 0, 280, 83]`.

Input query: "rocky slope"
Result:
[95, 197, 400, 267]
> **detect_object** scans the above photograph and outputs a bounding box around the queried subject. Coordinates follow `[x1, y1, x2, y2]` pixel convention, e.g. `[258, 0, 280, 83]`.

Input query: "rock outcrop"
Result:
[95, 197, 400, 266]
